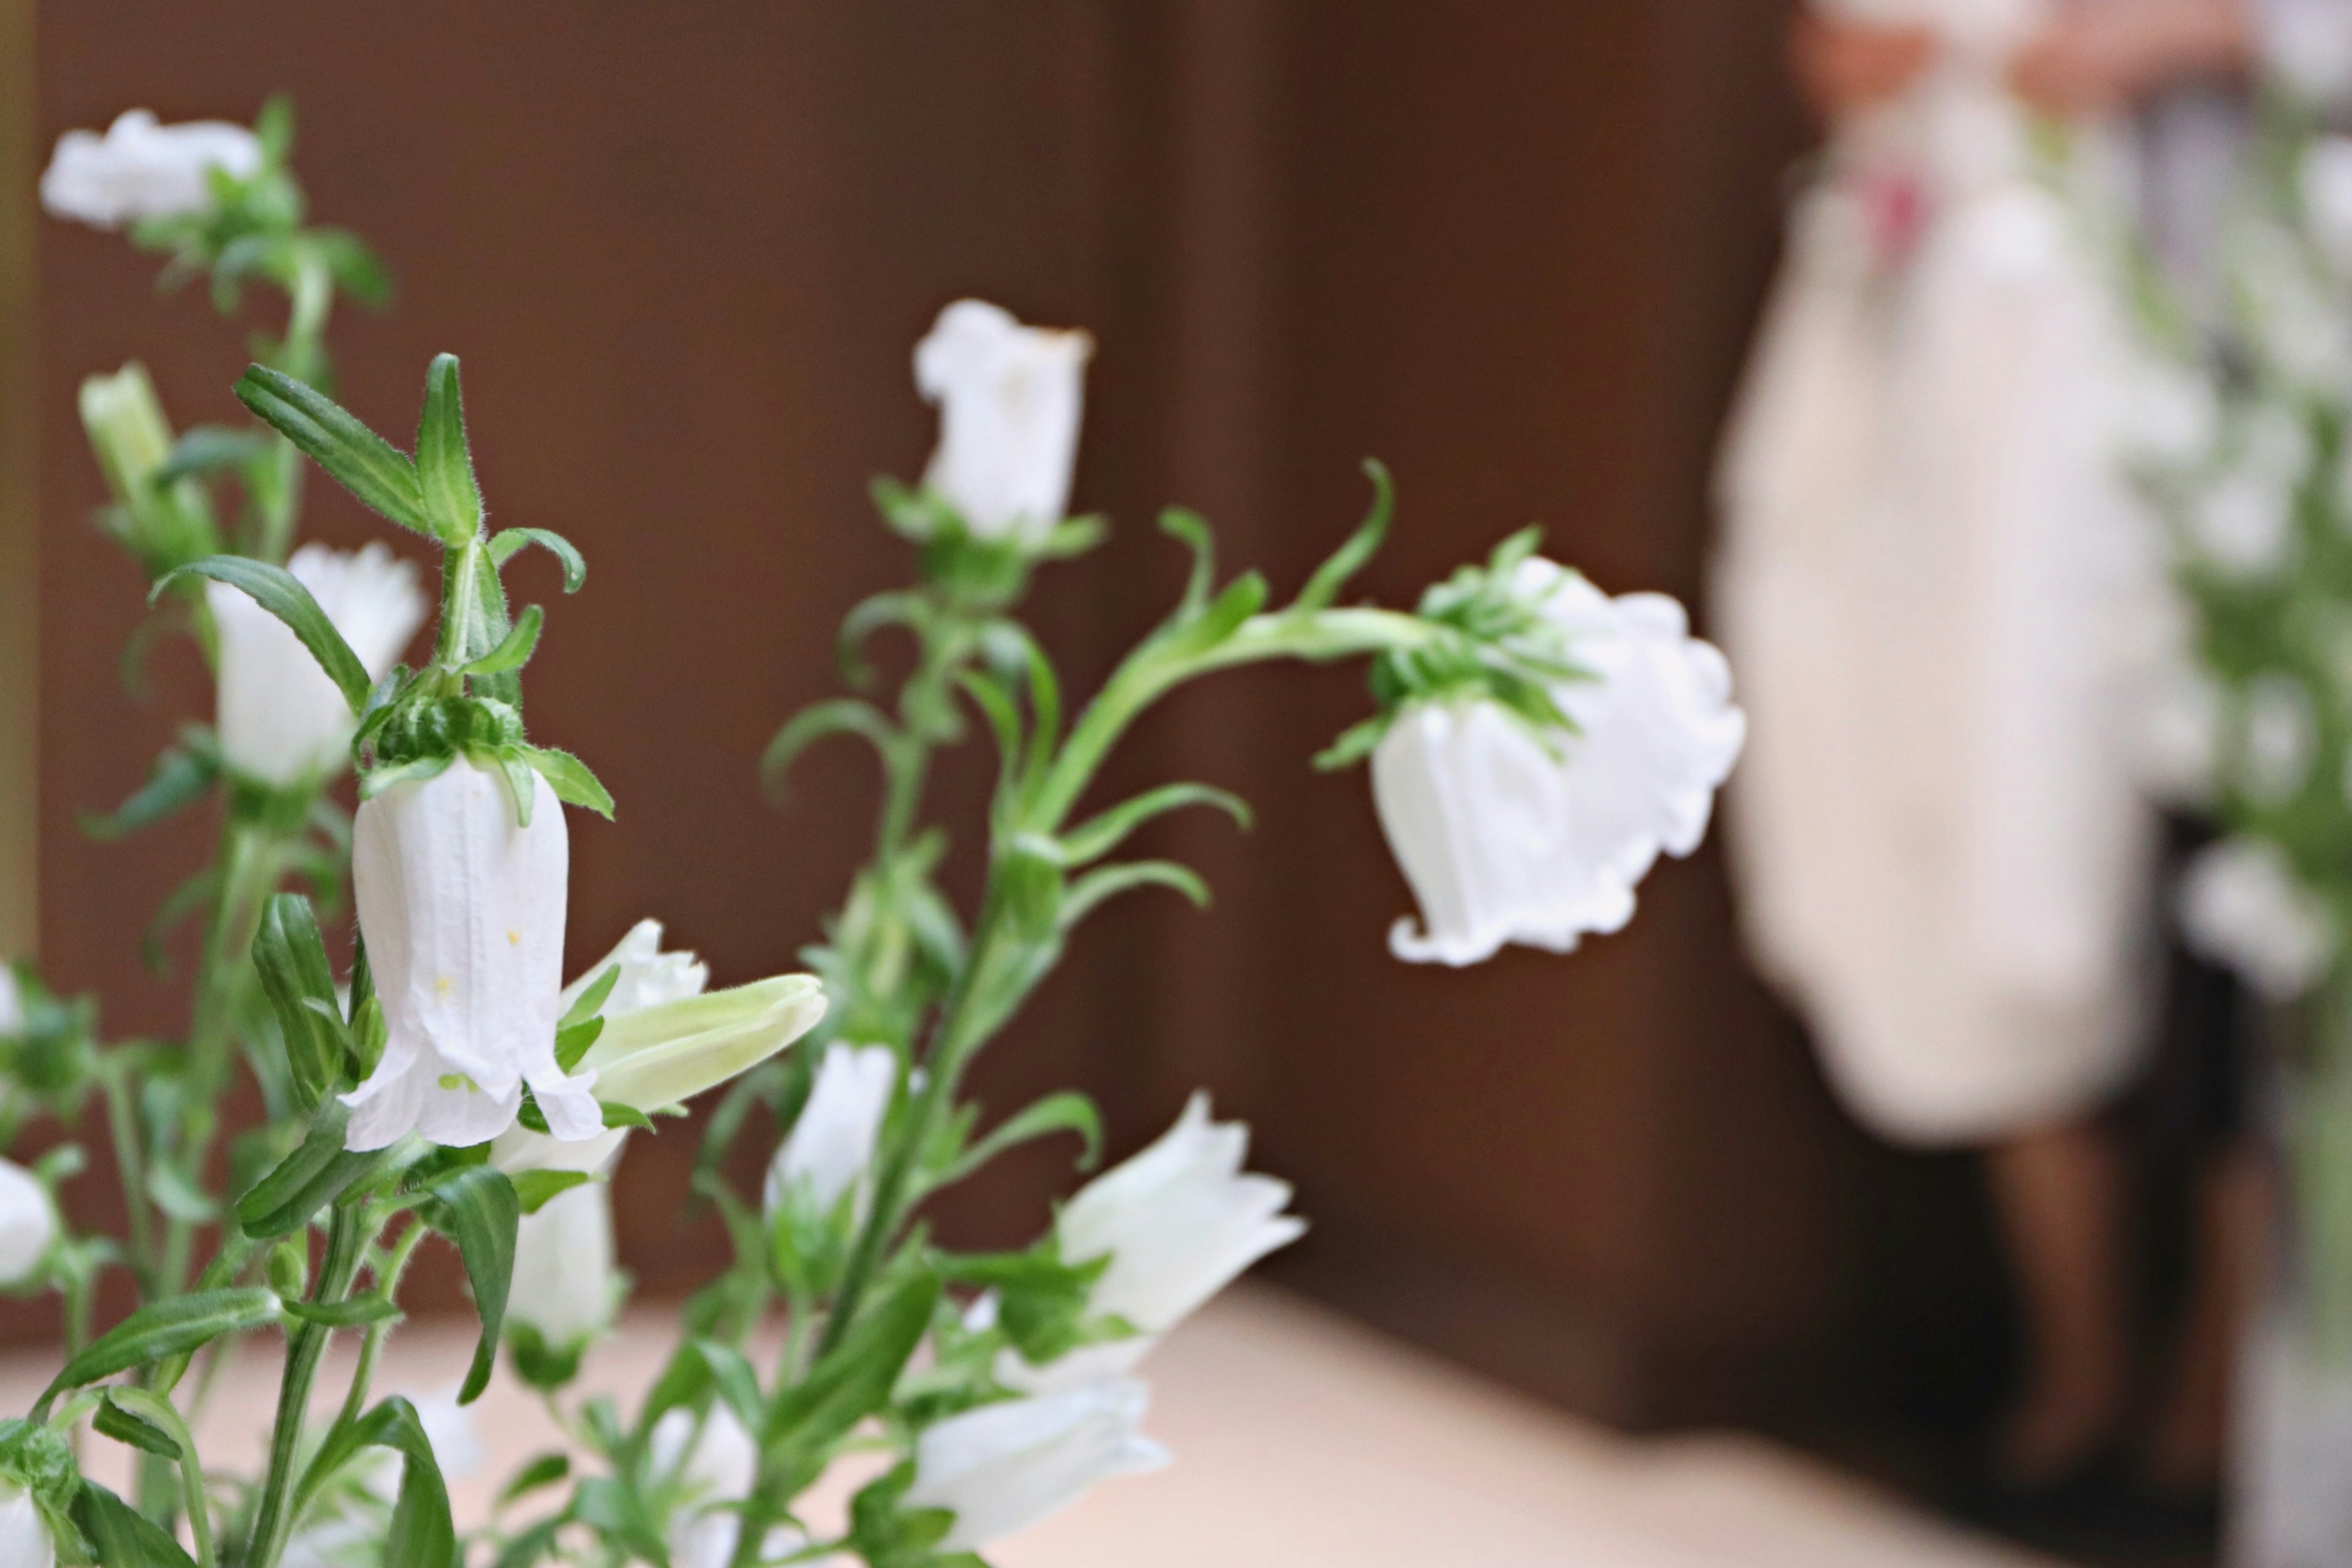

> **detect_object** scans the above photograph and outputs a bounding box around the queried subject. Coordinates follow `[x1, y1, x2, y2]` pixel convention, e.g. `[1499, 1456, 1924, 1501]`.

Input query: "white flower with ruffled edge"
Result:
[40, 109, 260, 229]
[1374, 561, 1744, 965]
[904, 1379, 1169, 1551]
[210, 543, 426, 788]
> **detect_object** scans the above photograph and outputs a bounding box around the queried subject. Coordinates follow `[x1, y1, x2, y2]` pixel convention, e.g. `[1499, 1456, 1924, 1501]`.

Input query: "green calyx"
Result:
[872, 477, 1106, 611]
[154, 353, 612, 825]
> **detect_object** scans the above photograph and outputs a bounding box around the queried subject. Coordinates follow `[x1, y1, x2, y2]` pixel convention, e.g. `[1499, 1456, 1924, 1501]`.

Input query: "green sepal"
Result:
[1294, 459, 1395, 611]
[940, 1091, 1103, 1185]
[235, 363, 431, 537]
[489, 527, 587, 592]
[511, 1169, 594, 1215]
[460, 603, 543, 677]
[0, 1419, 88, 1565]
[415, 352, 484, 545]
[508, 1322, 586, 1393]
[939, 1242, 1110, 1368]
[92, 1393, 181, 1460]
[520, 745, 614, 819]
[554, 1015, 605, 1074]
[153, 554, 372, 712]
[559, 966, 622, 1030]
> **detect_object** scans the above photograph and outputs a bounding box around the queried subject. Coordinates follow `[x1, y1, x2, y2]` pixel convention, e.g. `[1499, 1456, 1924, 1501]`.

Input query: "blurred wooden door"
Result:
[27, 1, 1929, 1428]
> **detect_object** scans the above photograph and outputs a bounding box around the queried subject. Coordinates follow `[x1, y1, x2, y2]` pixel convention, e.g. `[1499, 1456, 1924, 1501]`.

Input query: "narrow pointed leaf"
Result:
[761, 699, 897, 804]
[235, 363, 428, 533]
[156, 555, 372, 711]
[428, 1166, 519, 1404]
[519, 745, 613, 818]
[1060, 782, 1252, 866]
[72, 1480, 195, 1568]
[943, 1091, 1104, 1183]
[1294, 459, 1395, 611]
[1060, 859, 1212, 929]
[461, 603, 543, 677]
[488, 527, 587, 592]
[768, 1268, 939, 1451]
[43, 1288, 281, 1403]
[415, 352, 484, 545]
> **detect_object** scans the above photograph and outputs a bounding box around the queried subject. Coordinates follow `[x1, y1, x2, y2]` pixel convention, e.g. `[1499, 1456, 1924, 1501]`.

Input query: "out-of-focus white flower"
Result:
[2241, 674, 2318, 805]
[1374, 564, 1744, 966]
[40, 109, 260, 229]
[2266, 0, 2352, 108]
[907, 1380, 1168, 1550]
[0, 1159, 57, 1289]
[2180, 838, 2336, 1001]
[209, 543, 426, 787]
[2303, 137, 2352, 278]
[1004, 1095, 1302, 1392]
[764, 1043, 897, 1217]
[915, 299, 1093, 545]
[507, 1182, 618, 1349]
[0, 966, 20, 1036]
[344, 761, 601, 1150]
[2239, 224, 2352, 396]
[2190, 470, 2297, 578]
[650, 1403, 758, 1568]
[562, 918, 709, 1018]
[2123, 357, 2220, 468]
[0, 1479, 52, 1568]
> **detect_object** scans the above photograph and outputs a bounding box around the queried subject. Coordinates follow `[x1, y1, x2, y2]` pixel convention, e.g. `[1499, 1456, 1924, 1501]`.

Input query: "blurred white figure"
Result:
[915, 300, 1093, 545]
[40, 109, 260, 229]
[0, 1159, 53, 1289]
[0, 965, 20, 1036]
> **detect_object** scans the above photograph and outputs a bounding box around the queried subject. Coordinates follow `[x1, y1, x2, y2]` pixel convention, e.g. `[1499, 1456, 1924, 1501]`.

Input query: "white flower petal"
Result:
[765, 1043, 897, 1215]
[2179, 839, 2335, 1003]
[0, 1480, 55, 1568]
[905, 1379, 1170, 1551]
[508, 1180, 618, 1346]
[0, 1159, 56, 1289]
[40, 108, 261, 228]
[915, 300, 1092, 544]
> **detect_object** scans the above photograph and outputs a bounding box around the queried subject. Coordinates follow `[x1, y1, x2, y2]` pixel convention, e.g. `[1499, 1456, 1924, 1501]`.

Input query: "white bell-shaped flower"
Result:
[2180, 838, 2337, 1003]
[764, 1042, 897, 1217]
[506, 1181, 619, 1349]
[1374, 563, 1744, 965]
[40, 109, 262, 229]
[0, 965, 20, 1035]
[209, 543, 426, 788]
[0, 1477, 52, 1568]
[650, 1403, 758, 1568]
[0, 1159, 56, 1289]
[915, 299, 1092, 545]
[1005, 1094, 1302, 1392]
[344, 760, 601, 1150]
[905, 1379, 1169, 1551]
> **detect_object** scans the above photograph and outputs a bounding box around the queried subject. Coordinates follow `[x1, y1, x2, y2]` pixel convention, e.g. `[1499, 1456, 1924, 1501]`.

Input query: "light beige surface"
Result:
[0, 1283, 2068, 1567]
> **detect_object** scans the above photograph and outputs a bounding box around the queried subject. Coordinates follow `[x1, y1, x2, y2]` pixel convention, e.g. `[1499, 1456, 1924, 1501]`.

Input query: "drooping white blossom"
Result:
[649, 1403, 759, 1568]
[906, 1379, 1169, 1551]
[0, 1158, 57, 1289]
[40, 109, 262, 229]
[506, 1182, 619, 1349]
[0, 966, 20, 1036]
[2266, 0, 2352, 109]
[1005, 1094, 1302, 1392]
[915, 299, 1093, 545]
[344, 761, 601, 1150]
[0, 1478, 51, 1568]
[765, 1043, 897, 1218]
[2180, 838, 2337, 1002]
[209, 543, 426, 787]
[1374, 563, 1744, 966]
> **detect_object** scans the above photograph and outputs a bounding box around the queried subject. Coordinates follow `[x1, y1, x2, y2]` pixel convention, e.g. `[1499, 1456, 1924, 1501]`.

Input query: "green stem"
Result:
[333, 1215, 428, 1434]
[245, 1205, 369, 1568]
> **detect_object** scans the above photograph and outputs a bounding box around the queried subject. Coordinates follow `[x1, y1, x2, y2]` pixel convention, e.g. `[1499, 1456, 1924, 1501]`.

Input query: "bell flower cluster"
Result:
[916, 298, 1093, 545]
[1373, 558, 1746, 966]
[211, 542, 427, 788]
[40, 108, 260, 230]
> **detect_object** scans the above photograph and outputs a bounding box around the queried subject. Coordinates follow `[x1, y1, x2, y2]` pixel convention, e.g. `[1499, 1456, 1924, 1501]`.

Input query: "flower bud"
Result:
[79, 363, 218, 578]
[764, 1042, 896, 1219]
[582, 975, 827, 1116]
[914, 300, 1091, 545]
[1004, 1094, 1301, 1392]
[40, 108, 261, 228]
[210, 543, 426, 788]
[0, 1159, 57, 1290]
[903, 1379, 1168, 1551]
[344, 760, 601, 1150]
[1374, 564, 1744, 966]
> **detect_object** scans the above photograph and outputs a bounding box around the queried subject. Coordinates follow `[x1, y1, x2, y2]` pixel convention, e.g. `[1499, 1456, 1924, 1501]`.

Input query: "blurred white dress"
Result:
[1716, 0, 2162, 1145]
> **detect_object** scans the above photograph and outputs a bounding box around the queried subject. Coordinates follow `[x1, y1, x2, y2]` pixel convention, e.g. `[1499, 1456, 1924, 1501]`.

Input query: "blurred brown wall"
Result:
[29, 2, 1899, 1428]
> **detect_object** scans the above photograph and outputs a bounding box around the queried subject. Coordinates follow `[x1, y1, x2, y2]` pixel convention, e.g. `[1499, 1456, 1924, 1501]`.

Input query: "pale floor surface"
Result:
[0, 1283, 2073, 1567]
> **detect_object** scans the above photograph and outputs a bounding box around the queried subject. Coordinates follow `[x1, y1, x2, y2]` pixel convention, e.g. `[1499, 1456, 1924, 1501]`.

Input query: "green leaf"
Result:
[1060, 859, 1212, 929]
[572, 1476, 668, 1564]
[252, 893, 349, 1113]
[767, 1267, 939, 1451]
[488, 527, 587, 592]
[415, 353, 484, 545]
[1060, 782, 1252, 866]
[153, 424, 275, 488]
[1294, 458, 1395, 611]
[428, 1166, 519, 1404]
[154, 555, 371, 712]
[284, 1295, 404, 1328]
[510, 1169, 593, 1215]
[498, 1452, 571, 1506]
[143, 1163, 217, 1225]
[293, 1398, 454, 1568]
[92, 1393, 181, 1460]
[559, 966, 622, 1031]
[460, 603, 543, 678]
[236, 1097, 381, 1239]
[519, 745, 613, 819]
[41, 1288, 281, 1407]
[70, 1480, 194, 1568]
[235, 364, 429, 534]
[943, 1091, 1104, 1183]
[554, 1015, 605, 1074]
[600, 1101, 656, 1132]
[81, 741, 216, 841]
[760, 699, 897, 805]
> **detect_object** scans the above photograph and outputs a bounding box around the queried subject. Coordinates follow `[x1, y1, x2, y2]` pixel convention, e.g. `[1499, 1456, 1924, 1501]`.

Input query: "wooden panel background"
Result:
[25, 1, 2007, 1433]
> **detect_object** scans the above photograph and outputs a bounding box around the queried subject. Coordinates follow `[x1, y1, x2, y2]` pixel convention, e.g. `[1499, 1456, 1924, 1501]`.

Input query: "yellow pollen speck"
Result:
[434, 976, 454, 996]
[507, 929, 520, 946]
